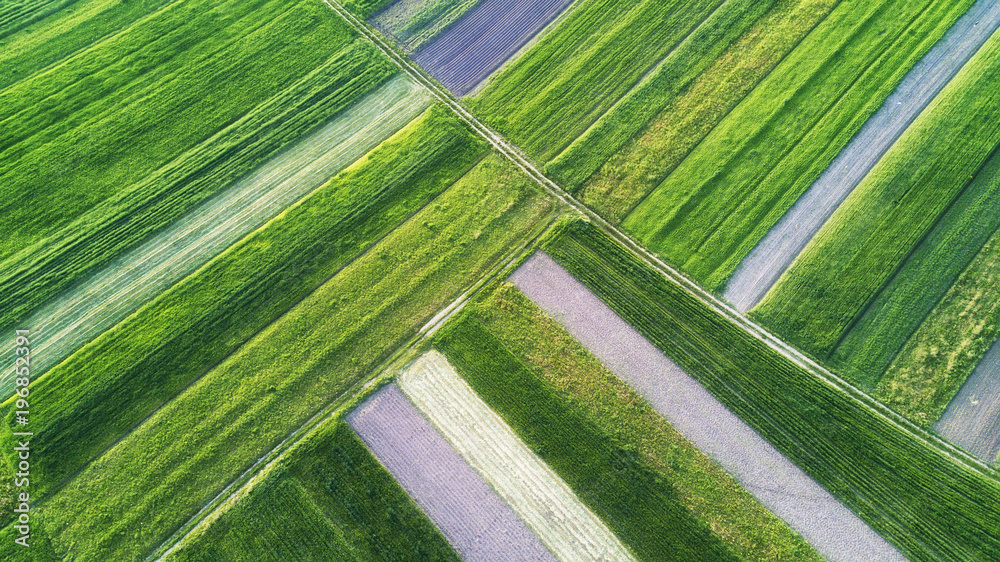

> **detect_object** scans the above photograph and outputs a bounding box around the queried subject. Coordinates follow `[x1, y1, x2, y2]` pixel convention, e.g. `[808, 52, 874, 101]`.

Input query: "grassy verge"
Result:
[4, 105, 487, 497]
[544, 220, 1000, 561]
[33, 154, 552, 560]
[467, 283, 821, 561]
[168, 421, 458, 561]
[0, 0, 395, 330]
[435, 314, 741, 561]
[754, 28, 1000, 358]
[577, 0, 837, 222]
[342, 0, 395, 18]
[877, 230, 1000, 425]
[545, 0, 778, 191]
[829, 146, 1000, 389]
[469, 0, 726, 162]
[623, 0, 972, 290]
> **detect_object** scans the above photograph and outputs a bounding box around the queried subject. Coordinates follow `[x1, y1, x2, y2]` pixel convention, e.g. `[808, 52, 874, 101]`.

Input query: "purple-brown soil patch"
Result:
[936, 335, 1000, 463]
[346, 383, 555, 562]
[725, 0, 1000, 312]
[509, 251, 905, 562]
[412, 0, 574, 95]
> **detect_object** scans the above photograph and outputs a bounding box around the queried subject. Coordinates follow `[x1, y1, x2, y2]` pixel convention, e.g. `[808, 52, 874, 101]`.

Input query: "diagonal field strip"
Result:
[936, 336, 1000, 463]
[724, 0, 1000, 312]
[320, 0, 996, 479]
[1, 75, 431, 396]
[348, 382, 556, 562]
[509, 251, 903, 562]
[398, 350, 635, 561]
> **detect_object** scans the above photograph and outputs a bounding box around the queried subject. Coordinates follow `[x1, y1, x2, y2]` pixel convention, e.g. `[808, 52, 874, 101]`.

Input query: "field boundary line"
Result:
[320, 0, 998, 478]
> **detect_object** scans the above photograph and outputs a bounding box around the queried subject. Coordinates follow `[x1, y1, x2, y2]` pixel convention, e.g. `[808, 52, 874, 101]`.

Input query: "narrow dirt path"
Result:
[724, 0, 1000, 312]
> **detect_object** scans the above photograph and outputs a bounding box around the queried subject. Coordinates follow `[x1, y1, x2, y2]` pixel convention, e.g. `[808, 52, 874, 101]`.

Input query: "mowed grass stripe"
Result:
[435, 316, 742, 561]
[166, 420, 459, 561]
[469, 0, 726, 162]
[1, 105, 486, 501]
[399, 351, 634, 561]
[0, 75, 431, 395]
[754, 25, 1000, 359]
[576, 0, 839, 223]
[623, 0, 972, 291]
[33, 154, 553, 560]
[0, 1, 392, 332]
[545, 220, 1000, 561]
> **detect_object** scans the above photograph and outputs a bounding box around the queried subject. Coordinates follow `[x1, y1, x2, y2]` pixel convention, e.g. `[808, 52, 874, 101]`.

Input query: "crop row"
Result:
[469, 0, 727, 162]
[623, 0, 973, 291]
[755, 26, 1000, 366]
[435, 312, 742, 561]
[166, 420, 457, 561]
[370, 0, 483, 53]
[26, 153, 553, 559]
[0, 0, 394, 330]
[544, 219, 1000, 561]
[576, 0, 837, 222]
[471, 283, 822, 561]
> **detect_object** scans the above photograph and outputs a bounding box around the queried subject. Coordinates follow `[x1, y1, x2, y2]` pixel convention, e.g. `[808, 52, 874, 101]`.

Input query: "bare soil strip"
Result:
[5, 76, 430, 396]
[412, 0, 574, 95]
[398, 351, 635, 561]
[510, 251, 905, 562]
[347, 383, 555, 562]
[936, 336, 1000, 463]
[724, 0, 1000, 312]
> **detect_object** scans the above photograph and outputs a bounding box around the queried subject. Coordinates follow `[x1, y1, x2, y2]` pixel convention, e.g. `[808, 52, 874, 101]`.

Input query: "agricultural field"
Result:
[8, 0, 1000, 558]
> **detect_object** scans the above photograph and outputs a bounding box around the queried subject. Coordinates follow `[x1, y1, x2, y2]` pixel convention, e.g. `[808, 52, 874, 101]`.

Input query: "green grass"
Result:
[342, 0, 395, 18]
[754, 28, 1000, 361]
[576, 0, 838, 222]
[5, 105, 487, 498]
[623, 0, 973, 291]
[544, 0, 778, 191]
[168, 420, 458, 561]
[31, 154, 552, 560]
[544, 219, 1000, 561]
[0, 0, 395, 331]
[435, 314, 741, 561]
[467, 283, 820, 561]
[371, 0, 483, 53]
[469, 0, 727, 162]
[876, 229, 1000, 426]
[828, 146, 1000, 390]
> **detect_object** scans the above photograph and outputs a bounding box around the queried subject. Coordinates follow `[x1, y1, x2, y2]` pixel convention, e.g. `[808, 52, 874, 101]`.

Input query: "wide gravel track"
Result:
[936, 335, 1000, 463]
[724, 0, 1000, 312]
[510, 251, 905, 562]
[347, 383, 556, 562]
[3, 76, 431, 397]
[399, 351, 635, 561]
[412, 0, 574, 95]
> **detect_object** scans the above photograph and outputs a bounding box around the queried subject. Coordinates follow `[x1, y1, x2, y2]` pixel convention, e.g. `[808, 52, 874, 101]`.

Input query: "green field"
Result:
[754, 28, 1000, 367]
[577, 0, 837, 222]
[469, 0, 728, 162]
[435, 316, 741, 561]
[623, 0, 973, 291]
[5, 105, 487, 498]
[877, 228, 1000, 425]
[371, 0, 483, 53]
[28, 153, 551, 559]
[168, 420, 458, 561]
[0, 0, 396, 331]
[463, 282, 820, 561]
[543, 219, 1000, 561]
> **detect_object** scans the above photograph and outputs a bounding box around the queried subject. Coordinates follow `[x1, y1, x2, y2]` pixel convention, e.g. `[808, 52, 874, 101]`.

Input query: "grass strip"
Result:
[3, 105, 487, 498]
[469, 0, 726, 162]
[32, 154, 552, 560]
[545, 220, 1000, 561]
[754, 27, 1000, 357]
[545, 0, 777, 191]
[623, 0, 972, 290]
[168, 421, 458, 561]
[435, 315, 741, 561]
